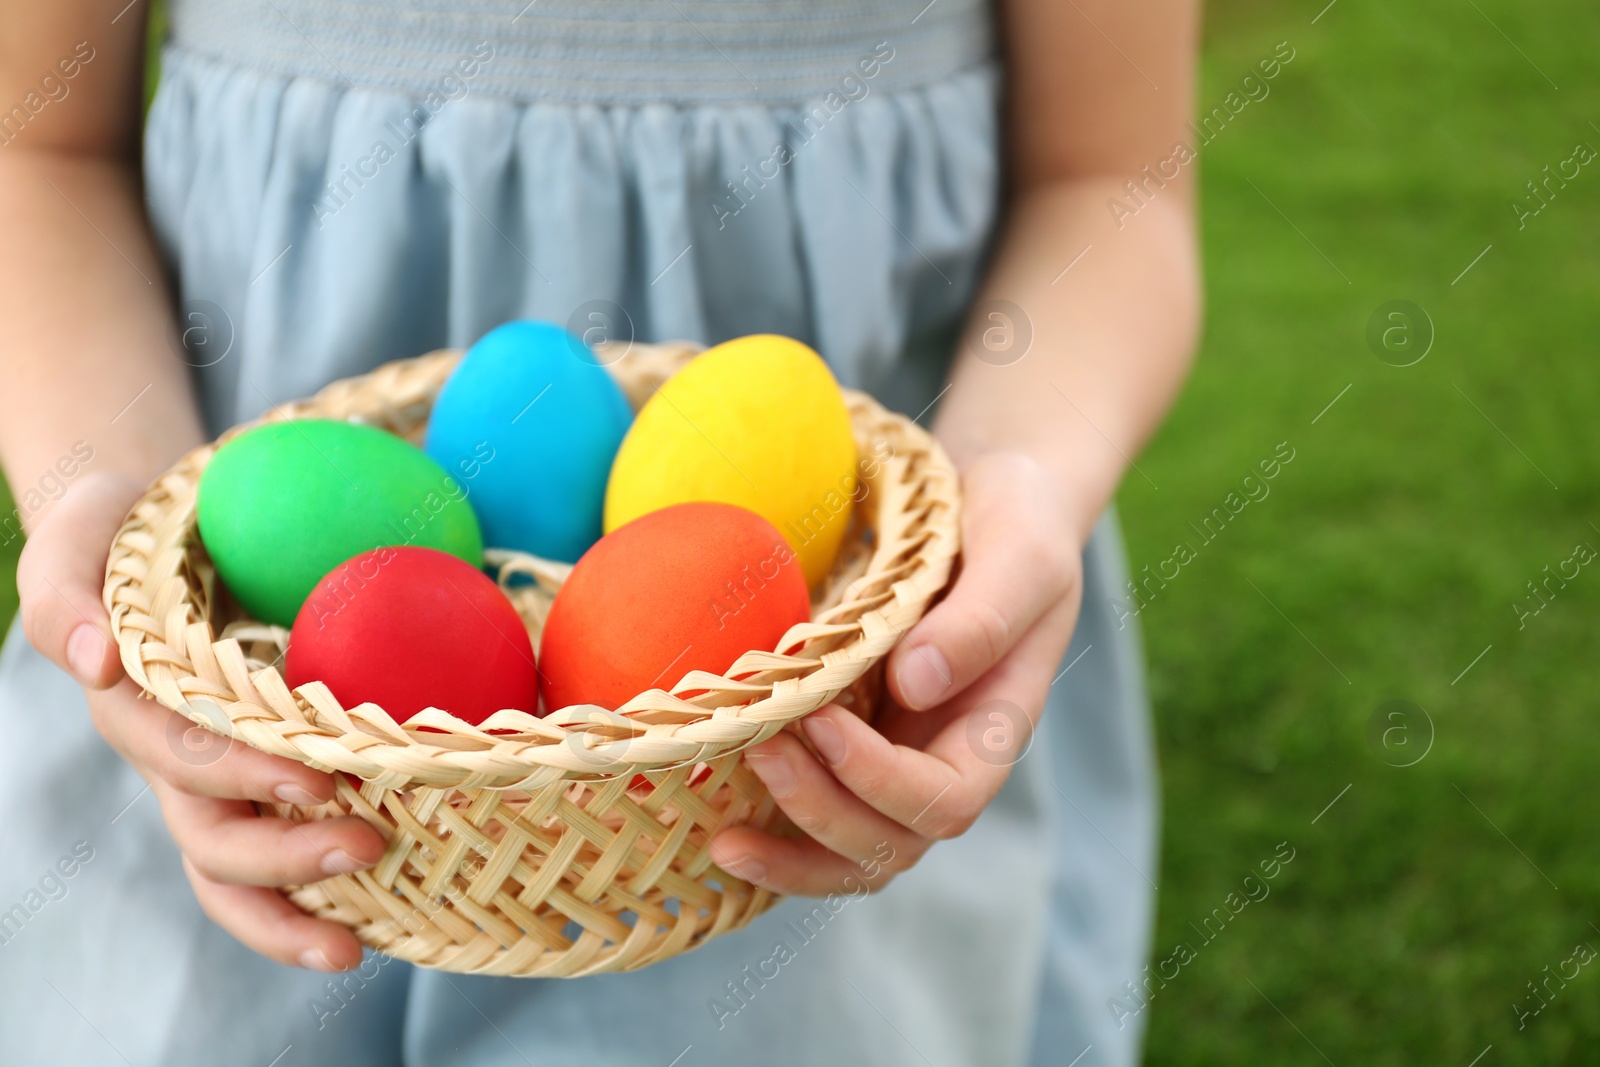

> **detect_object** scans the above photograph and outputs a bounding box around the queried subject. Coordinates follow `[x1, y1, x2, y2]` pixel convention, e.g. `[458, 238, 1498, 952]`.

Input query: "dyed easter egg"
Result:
[424, 320, 634, 562]
[539, 502, 810, 712]
[603, 335, 857, 587]
[197, 420, 483, 627]
[285, 547, 538, 725]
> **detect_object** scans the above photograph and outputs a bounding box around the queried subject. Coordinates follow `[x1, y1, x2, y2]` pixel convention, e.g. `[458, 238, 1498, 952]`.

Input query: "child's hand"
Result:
[709, 451, 1085, 895]
[17, 472, 381, 972]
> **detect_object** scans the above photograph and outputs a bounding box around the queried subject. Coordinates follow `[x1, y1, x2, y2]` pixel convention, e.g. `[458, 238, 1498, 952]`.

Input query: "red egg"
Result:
[285, 546, 538, 726]
[539, 502, 811, 711]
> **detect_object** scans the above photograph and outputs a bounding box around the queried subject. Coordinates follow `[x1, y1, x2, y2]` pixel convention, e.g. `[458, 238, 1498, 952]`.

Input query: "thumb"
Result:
[886, 454, 1081, 711]
[16, 471, 145, 690]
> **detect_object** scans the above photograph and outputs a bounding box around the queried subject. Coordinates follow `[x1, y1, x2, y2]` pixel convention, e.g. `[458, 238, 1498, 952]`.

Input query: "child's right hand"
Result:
[17, 472, 381, 972]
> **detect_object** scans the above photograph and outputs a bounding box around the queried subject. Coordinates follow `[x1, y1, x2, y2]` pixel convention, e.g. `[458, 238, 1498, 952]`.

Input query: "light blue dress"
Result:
[0, 2, 1160, 1063]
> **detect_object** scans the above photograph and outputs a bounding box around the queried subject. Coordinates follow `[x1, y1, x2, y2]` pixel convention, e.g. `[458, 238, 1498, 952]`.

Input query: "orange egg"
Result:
[539, 502, 810, 711]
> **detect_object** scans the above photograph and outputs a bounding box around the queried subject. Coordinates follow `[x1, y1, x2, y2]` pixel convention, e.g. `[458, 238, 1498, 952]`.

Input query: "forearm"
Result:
[0, 147, 204, 536]
[935, 177, 1201, 544]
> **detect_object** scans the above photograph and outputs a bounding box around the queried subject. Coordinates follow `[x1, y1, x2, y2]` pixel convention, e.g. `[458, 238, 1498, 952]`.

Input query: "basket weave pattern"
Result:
[103, 341, 961, 976]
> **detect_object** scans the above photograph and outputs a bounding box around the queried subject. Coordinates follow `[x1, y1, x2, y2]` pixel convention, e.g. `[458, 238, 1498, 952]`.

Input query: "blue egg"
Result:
[425, 320, 634, 562]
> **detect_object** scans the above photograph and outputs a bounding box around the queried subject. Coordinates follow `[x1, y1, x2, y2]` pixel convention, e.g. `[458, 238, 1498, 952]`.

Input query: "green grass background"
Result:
[1119, 0, 1600, 1063]
[3, 0, 1596, 1062]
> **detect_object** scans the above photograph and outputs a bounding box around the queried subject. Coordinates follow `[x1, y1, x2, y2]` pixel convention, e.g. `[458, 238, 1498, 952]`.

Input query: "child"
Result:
[0, 1, 1199, 1063]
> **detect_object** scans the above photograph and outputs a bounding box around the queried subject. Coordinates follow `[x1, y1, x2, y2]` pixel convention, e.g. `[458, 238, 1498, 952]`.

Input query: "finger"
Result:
[887, 458, 1079, 711]
[825, 605, 1075, 836]
[16, 472, 145, 689]
[710, 825, 913, 898]
[183, 856, 365, 971]
[797, 702, 986, 840]
[871, 604, 1062, 755]
[157, 782, 386, 887]
[89, 678, 342, 806]
[729, 728, 924, 871]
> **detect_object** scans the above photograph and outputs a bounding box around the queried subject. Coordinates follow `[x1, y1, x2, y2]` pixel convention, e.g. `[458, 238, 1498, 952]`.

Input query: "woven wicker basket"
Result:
[103, 340, 961, 977]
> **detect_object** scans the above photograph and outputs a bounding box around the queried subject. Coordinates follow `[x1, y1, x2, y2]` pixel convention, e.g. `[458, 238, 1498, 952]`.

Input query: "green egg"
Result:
[196, 419, 484, 626]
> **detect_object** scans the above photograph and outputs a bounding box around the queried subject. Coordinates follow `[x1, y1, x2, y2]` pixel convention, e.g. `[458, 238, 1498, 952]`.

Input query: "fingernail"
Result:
[321, 849, 370, 877]
[67, 624, 106, 685]
[299, 948, 340, 972]
[898, 644, 952, 710]
[746, 752, 797, 798]
[802, 715, 846, 766]
[274, 783, 324, 806]
[725, 854, 768, 884]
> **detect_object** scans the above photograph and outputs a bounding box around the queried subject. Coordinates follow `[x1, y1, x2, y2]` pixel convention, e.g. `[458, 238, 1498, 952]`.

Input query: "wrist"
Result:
[934, 442, 1106, 552]
[932, 381, 1134, 549]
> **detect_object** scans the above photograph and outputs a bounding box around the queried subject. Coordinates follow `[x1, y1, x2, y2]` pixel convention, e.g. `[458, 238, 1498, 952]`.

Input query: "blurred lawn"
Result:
[1, 0, 1596, 1062]
[1124, 0, 1600, 1063]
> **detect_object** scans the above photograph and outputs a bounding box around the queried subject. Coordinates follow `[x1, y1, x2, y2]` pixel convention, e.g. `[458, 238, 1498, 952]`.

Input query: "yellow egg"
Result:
[604, 335, 857, 587]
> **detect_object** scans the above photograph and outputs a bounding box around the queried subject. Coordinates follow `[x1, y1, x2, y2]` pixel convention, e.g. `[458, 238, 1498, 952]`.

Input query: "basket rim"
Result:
[104, 342, 961, 790]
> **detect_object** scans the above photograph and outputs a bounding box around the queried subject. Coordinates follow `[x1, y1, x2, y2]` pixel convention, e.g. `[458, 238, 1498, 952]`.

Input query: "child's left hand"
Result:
[709, 449, 1086, 895]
